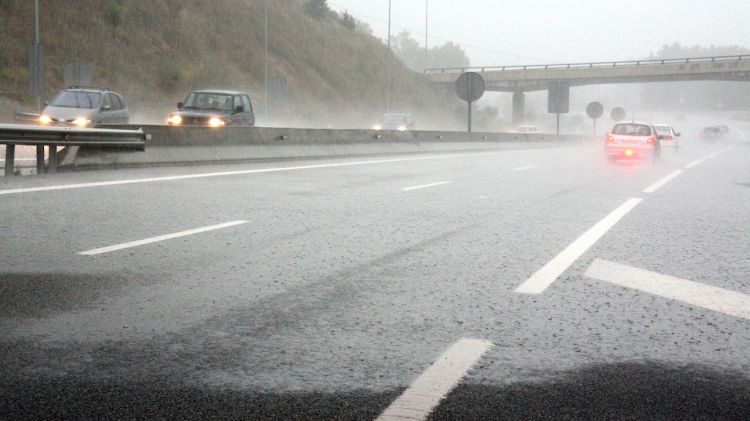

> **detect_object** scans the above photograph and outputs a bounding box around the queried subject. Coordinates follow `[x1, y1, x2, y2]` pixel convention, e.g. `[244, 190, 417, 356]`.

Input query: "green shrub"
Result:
[158, 67, 182, 91]
[105, 2, 123, 27]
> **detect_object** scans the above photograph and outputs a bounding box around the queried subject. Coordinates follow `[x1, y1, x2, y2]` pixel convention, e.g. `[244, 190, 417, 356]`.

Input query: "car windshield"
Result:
[654, 125, 671, 134]
[50, 91, 102, 109]
[183, 93, 235, 111]
[384, 113, 410, 122]
[612, 123, 651, 136]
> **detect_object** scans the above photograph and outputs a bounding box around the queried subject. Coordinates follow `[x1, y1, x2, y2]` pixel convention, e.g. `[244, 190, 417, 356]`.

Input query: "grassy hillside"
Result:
[0, 0, 453, 127]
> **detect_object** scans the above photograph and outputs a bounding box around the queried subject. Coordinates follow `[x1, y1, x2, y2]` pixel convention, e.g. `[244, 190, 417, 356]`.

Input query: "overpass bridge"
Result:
[426, 55, 750, 124]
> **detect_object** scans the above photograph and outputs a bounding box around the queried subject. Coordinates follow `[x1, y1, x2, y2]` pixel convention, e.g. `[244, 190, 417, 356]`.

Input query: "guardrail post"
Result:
[48, 146, 58, 174]
[4, 144, 15, 177]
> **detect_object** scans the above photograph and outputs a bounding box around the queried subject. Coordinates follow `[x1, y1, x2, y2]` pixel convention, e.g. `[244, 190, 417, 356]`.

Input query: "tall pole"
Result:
[264, 0, 269, 119]
[34, 0, 41, 112]
[424, 0, 428, 72]
[34, 0, 45, 174]
[385, 0, 392, 112]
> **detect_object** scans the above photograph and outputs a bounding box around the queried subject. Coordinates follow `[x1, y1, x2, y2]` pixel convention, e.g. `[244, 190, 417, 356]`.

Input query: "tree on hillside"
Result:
[649, 42, 750, 59]
[340, 11, 356, 31]
[642, 43, 750, 110]
[392, 31, 470, 72]
[304, 0, 330, 20]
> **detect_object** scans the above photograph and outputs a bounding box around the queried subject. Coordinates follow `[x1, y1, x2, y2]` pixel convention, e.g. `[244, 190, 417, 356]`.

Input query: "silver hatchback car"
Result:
[38, 87, 130, 127]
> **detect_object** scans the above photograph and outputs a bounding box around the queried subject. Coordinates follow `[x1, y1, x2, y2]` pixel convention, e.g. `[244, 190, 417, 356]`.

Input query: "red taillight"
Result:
[647, 137, 656, 144]
[664, 135, 673, 141]
[625, 149, 634, 157]
[606, 135, 615, 143]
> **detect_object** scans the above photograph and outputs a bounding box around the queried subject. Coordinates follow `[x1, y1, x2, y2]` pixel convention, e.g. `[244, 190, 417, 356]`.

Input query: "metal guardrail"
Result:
[1, 124, 148, 176]
[425, 54, 750, 74]
[13, 111, 41, 123]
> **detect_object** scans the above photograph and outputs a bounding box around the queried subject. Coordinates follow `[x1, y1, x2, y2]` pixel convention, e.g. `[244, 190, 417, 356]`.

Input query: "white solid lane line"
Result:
[643, 170, 684, 193]
[377, 338, 493, 421]
[585, 259, 750, 320]
[515, 198, 643, 295]
[512, 165, 537, 171]
[402, 181, 452, 191]
[79, 220, 248, 256]
[685, 158, 707, 169]
[685, 146, 734, 169]
[0, 150, 543, 196]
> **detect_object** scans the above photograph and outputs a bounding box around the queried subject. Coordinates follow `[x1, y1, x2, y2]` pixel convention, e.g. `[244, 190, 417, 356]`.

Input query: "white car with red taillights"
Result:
[654, 124, 681, 148]
[604, 122, 661, 160]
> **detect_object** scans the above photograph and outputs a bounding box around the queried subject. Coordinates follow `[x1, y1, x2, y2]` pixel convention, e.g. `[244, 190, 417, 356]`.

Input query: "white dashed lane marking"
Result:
[515, 198, 643, 295]
[402, 181, 452, 192]
[643, 170, 684, 193]
[377, 338, 493, 421]
[512, 165, 537, 171]
[79, 220, 249, 255]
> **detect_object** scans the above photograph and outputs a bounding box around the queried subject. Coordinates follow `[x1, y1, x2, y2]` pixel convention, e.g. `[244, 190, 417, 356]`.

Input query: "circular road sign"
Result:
[455, 72, 486, 102]
[586, 102, 604, 119]
[611, 107, 626, 122]
[64, 59, 93, 87]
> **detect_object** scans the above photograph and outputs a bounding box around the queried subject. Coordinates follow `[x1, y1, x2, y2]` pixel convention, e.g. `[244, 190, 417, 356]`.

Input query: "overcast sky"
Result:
[328, 0, 750, 66]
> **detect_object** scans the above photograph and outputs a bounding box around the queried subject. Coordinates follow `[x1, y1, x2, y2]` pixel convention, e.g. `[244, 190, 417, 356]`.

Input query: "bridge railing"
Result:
[425, 54, 750, 74]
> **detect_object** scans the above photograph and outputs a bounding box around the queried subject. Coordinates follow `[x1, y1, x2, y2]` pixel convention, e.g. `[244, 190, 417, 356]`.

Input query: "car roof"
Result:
[653, 123, 671, 126]
[64, 87, 114, 93]
[191, 90, 248, 95]
[614, 121, 653, 126]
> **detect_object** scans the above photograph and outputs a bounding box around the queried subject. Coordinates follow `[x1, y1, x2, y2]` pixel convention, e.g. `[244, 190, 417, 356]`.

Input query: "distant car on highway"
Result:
[38, 87, 130, 127]
[700, 126, 723, 140]
[653, 124, 681, 148]
[514, 125, 539, 134]
[604, 122, 661, 161]
[167, 90, 255, 127]
[373, 112, 415, 131]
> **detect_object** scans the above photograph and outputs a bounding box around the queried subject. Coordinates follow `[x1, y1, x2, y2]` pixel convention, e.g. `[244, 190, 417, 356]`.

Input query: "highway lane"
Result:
[1, 136, 749, 419]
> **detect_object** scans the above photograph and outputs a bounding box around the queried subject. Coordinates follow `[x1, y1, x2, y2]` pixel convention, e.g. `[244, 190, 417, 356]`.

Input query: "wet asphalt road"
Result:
[1, 130, 749, 419]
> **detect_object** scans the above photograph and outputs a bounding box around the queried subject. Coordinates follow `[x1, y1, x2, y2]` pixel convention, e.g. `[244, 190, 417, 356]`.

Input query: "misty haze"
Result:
[1, 1, 749, 419]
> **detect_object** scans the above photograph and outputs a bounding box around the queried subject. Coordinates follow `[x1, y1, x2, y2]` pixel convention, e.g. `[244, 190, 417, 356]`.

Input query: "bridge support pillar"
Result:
[512, 91, 525, 126]
[4, 144, 15, 177]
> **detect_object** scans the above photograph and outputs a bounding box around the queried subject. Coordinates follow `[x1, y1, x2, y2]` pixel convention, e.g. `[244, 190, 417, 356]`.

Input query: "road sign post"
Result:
[548, 81, 570, 137]
[455, 72, 485, 134]
[586, 101, 604, 136]
[64, 59, 93, 87]
[611, 107, 626, 122]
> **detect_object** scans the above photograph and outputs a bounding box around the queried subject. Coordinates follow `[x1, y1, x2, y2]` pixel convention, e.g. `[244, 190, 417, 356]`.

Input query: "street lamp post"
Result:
[34, 0, 41, 112]
[385, 0, 392, 113]
[34, 0, 44, 173]
[264, 0, 269, 120]
[424, 0, 428, 72]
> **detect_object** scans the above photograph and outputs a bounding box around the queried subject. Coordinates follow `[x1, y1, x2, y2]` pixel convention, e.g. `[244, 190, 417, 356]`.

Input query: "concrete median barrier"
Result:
[60, 125, 588, 169]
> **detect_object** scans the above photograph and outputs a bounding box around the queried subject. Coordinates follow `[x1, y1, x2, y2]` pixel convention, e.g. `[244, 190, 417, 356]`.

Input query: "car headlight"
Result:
[72, 117, 91, 127]
[398, 125, 407, 131]
[373, 124, 382, 131]
[208, 117, 226, 127]
[167, 114, 183, 126]
[38, 115, 52, 125]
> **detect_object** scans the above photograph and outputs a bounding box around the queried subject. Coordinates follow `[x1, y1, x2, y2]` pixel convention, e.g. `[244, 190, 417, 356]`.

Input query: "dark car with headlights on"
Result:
[167, 90, 255, 127]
